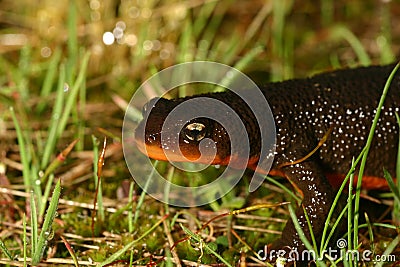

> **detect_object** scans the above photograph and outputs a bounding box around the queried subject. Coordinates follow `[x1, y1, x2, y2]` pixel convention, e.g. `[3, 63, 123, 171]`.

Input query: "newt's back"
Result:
[265, 64, 400, 186]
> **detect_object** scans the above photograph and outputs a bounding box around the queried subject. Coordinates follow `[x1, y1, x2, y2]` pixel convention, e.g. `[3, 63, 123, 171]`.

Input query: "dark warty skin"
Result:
[135, 64, 399, 262]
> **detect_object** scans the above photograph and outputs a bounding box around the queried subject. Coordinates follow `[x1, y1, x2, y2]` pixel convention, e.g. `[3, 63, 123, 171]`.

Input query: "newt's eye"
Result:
[184, 123, 206, 141]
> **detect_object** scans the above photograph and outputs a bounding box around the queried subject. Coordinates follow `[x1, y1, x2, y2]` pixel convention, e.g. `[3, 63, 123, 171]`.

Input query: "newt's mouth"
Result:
[134, 134, 216, 163]
[135, 141, 194, 162]
[134, 135, 262, 172]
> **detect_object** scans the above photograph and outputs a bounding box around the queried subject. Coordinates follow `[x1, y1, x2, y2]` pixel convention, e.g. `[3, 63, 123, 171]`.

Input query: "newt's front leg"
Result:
[270, 159, 340, 261]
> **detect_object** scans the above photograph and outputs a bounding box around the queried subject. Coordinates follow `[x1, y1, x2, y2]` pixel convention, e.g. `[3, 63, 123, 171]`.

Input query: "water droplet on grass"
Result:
[63, 83, 69, 92]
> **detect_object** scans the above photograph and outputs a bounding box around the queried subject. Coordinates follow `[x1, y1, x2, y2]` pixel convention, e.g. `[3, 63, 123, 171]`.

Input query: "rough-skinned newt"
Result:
[134, 64, 399, 256]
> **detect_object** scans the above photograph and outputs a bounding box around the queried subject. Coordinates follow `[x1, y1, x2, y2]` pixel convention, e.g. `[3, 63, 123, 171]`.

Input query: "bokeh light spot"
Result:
[103, 32, 115, 45]
[41, 46, 52, 58]
[125, 34, 138, 46]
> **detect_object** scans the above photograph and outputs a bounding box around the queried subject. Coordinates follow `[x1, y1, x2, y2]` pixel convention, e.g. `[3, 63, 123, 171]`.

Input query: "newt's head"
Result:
[134, 93, 261, 168]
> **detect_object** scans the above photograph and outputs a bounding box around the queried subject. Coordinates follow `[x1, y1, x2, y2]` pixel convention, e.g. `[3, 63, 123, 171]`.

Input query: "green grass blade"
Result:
[66, 0, 78, 83]
[23, 213, 27, 267]
[0, 238, 12, 260]
[10, 107, 31, 189]
[243, 2, 272, 46]
[323, 195, 351, 254]
[128, 182, 135, 233]
[364, 213, 374, 253]
[302, 205, 318, 254]
[374, 234, 399, 267]
[396, 112, 400, 182]
[92, 135, 104, 221]
[383, 169, 400, 202]
[211, 45, 264, 92]
[346, 159, 355, 267]
[321, 0, 333, 26]
[394, 112, 400, 225]
[195, 1, 230, 60]
[36, 48, 62, 114]
[192, 0, 219, 38]
[358, 222, 397, 230]
[76, 60, 87, 151]
[40, 173, 55, 217]
[133, 161, 158, 226]
[177, 19, 193, 96]
[32, 179, 61, 265]
[320, 148, 366, 251]
[266, 176, 301, 203]
[270, 0, 291, 81]
[131, 22, 149, 63]
[41, 64, 66, 169]
[178, 19, 193, 63]
[16, 46, 31, 101]
[214, 34, 241, 65]
[232, 45, 264, 72]
[57, 51, 90, 136]
[377, 3, 395, 64]
[31, 165, 43, 219]
[165, 248, 173, 267]
[287, 205, 327, 267]
[30, 193, 38, 258]
[163, 167, 175, 214]
[331, 25, 371, 66]
[353, 62, 400, 251]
